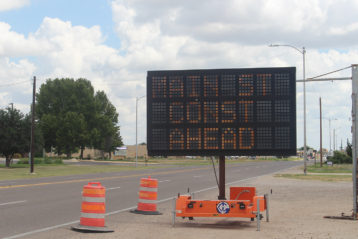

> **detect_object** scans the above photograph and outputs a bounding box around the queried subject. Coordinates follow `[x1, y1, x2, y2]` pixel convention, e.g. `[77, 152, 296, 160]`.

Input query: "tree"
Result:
[0, 107, 30, 167]
[92, 91, 123, 158]
[346, 139, 352, 158]
[329, 150, 352, 164]
[36, 78, 122, 159]
[37, 78, 95, 158]
[298, 145, 314, 151]
[56, 112, 87, 158]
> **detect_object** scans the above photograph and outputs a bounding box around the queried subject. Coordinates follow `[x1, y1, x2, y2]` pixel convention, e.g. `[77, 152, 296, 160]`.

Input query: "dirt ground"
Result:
[27, 166, 358, 239]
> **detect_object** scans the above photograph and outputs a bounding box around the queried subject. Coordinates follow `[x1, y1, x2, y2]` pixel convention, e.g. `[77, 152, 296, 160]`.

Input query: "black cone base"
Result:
[71, 224, 114, 233]
[130, 209, 162, 215]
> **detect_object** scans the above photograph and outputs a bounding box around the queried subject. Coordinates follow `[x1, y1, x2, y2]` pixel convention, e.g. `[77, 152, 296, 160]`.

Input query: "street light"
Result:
[333, 127, 341, 151]
[135, 95, 146, 167]
[330, 118, 338, 152]
[269, 44, 307, 175]
[323, 117, 337, 154]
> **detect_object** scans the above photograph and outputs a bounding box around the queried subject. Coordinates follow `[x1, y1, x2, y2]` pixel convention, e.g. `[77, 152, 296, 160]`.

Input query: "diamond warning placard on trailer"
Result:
[147, 67, 296, 156]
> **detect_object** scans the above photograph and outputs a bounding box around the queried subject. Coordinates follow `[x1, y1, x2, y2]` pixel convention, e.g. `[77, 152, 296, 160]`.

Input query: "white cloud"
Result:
[112, 0, 358, 48]
[110, 0, 357, 148]
[0, 0, 29, 12]
[1, 0, 358, 150]
[329, 22, 358, 36]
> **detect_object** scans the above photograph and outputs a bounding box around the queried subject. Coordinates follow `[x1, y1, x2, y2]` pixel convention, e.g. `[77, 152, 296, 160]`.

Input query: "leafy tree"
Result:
[37, 78, 95, 158]
[298, 145, 314, 151]
[0, 107, 30, 167]
[346, 139, 352, 158]
[92, 91, 123, 158]
[56, 112, 87, 158]
[328, 150, 352, 164]
[36, 78, 122, 159]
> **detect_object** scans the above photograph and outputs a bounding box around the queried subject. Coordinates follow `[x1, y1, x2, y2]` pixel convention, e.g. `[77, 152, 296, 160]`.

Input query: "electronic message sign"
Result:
[147, 67, 296, 156]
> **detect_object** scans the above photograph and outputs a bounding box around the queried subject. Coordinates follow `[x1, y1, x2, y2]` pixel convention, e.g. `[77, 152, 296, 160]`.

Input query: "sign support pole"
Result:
[218, 156, 226, 200]
[352, 65, 358, 219]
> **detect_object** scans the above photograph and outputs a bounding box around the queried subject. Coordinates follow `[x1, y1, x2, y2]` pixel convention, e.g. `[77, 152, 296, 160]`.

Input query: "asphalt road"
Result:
[0, 160, 301, 239]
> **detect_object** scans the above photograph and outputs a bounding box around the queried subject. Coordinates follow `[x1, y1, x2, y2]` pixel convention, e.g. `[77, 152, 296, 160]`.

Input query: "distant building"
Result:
[48, 148, 111, 159]
[297, 148, 328, 159]
[113, 145, 147, 159]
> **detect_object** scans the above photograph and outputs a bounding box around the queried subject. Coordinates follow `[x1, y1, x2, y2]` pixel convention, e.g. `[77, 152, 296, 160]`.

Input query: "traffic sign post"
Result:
[147, 67, 296, 156]
[352, 65, 358, 219]
[147, 67, 297, 228]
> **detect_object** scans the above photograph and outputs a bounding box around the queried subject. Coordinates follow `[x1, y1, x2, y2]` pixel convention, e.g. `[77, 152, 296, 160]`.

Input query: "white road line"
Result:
[5, 164, 300, 239]
[106, 187, 121, 191]
[3, 220, 79, 239]
[0, 200, 27, 206]
[158, 180, 171, 183]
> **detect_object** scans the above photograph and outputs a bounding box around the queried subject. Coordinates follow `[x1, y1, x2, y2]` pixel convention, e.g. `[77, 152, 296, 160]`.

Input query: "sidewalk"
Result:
[27, 166, 357, 239]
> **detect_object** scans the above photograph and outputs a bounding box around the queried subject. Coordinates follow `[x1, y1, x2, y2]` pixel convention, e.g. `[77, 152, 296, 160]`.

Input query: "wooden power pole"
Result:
[30, 76, 36, 173]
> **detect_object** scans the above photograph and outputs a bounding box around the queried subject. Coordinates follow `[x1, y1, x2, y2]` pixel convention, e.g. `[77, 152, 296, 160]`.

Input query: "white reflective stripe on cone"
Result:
[138, 199, 157, 204]
[82, 197, 105, 203]
[139, 187, 157, 192]
[81, 213, 105, 219]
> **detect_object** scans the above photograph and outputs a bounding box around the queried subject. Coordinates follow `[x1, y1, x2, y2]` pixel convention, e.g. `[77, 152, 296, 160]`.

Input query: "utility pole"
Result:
[333, 129, 336, 151]
[135, 96, 145, 167]
[329, 119, 332, 152]
[30, 76, 36, 174]
[320, 97, 323, 167]
[352, 64, 358, 219]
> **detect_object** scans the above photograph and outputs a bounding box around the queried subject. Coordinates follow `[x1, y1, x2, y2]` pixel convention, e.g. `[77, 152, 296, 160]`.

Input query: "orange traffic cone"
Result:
[72, 182, 113, 232]
[131, 176, 162, 215]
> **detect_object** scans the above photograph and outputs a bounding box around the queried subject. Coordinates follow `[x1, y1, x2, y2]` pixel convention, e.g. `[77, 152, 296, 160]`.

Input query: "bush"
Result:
[17, 158, 29, 164]
[54, 158, 63, 164]
[13, 153, 22, 158]
[327, 151, 352, 164]
[17, 158, 42, 164]
[44, 157, 52, 164]
[17, 158, 63, 165]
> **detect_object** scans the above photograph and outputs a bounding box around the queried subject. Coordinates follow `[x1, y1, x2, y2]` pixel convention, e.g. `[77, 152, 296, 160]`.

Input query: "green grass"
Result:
[275, 164, 353, 182]
[17, 157, 63, 165]
[0, 164, 162, 181]
[102, 156, 297, 165]
[256, 157, 301, 161]
[275, 173, 352, 182]
[307, 164, 352, 174]
[0, 156, 300, 181]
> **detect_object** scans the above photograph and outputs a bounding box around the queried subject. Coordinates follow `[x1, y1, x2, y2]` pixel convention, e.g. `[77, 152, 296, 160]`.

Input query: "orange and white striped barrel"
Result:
[72, 182, 113, 232]
[80, 182, 106, 227]
[131, 176, 161, 215]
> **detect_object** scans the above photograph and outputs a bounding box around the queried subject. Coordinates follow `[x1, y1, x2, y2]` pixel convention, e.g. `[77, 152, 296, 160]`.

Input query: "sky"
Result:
[0, 0, 357, 151]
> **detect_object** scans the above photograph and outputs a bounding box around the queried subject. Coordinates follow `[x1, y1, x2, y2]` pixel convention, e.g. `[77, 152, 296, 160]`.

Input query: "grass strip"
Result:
[275, 173, 352, 182]
[0, 164, 162, 181]
[307, 164, 352, 174]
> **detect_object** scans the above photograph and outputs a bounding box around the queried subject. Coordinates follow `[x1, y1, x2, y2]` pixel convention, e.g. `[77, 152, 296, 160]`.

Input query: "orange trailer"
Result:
[172, 187, 269, 231]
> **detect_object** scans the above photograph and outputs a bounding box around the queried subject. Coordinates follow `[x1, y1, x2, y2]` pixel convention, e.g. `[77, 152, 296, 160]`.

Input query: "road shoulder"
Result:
[26, 166, 356, 239]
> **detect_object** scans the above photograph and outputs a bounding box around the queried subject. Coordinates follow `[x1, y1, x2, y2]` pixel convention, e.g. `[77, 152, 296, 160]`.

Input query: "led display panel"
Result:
[147, 67, 296, 156]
